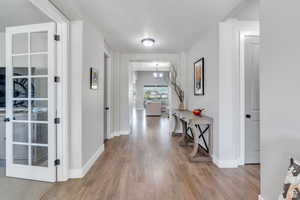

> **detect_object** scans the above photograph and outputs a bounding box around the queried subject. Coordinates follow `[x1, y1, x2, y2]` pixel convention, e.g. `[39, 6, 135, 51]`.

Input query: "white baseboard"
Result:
[107, 132, 115, 139]
[110, 131, 118, 137]
[212, 155, 239, 168]
[119, 130, 130, 135]
[258, 195, 264, 200]
[106, 130, 130, 140]
[68, 168, 82, 178]
[238, 158, 245, 166]
[69, 144, 104, 179]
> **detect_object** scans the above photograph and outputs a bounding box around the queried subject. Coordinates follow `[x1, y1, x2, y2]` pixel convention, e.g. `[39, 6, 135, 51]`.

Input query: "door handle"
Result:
[4, 118, 10, 122]
[245, 114, 251, 119]
[105, 107, 109, 110]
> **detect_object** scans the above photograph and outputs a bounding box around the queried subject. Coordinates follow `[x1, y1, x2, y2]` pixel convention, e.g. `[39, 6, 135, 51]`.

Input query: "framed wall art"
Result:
[194, 58, 204, 96]
[90, 67, 98, 90]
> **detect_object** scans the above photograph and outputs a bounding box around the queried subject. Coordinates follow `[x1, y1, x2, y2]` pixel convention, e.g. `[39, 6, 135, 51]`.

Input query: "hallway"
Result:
[43, 110, 260, 200]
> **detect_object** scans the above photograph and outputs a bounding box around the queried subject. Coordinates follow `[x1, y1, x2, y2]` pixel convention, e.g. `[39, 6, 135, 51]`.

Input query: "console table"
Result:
[172, 109, 213, 162]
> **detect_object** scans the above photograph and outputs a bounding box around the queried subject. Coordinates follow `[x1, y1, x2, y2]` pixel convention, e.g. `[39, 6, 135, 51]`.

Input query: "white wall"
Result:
[186, 25, 220, 160]
[69, 21, 83, 170]
[69, 20, 106, 175]
[184, 0, 260, 166]
[135, 71, 169, 109]
[260, 0, 300, 199]
[81, 21, 105, 166]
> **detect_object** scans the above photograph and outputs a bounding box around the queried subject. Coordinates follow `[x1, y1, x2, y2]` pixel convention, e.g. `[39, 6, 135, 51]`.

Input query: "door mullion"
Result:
[28, 32, 32, 166]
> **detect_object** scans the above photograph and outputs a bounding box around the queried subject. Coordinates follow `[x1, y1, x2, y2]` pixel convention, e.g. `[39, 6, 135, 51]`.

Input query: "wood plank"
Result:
[42, 110, 260, 200]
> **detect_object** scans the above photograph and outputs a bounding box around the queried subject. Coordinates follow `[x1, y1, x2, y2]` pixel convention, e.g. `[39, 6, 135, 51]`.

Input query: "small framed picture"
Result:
[194, 58, 204, 95]
[90, 67, 98, 90]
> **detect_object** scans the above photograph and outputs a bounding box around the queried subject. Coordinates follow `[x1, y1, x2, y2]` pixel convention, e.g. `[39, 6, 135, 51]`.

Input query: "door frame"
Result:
[103, 47, 112, 139]
[128, 61, 172, 127]
[29, 0, 70, 181]
[239, 29, 260, 165]
[219, 20, 259, 167]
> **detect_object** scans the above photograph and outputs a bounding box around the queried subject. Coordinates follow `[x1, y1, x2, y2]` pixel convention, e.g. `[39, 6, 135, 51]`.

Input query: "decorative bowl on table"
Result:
[192, 109, 204, 116]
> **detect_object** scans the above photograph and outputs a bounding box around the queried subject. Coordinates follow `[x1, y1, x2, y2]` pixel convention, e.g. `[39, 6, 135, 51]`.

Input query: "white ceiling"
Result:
[0, 0, 51, 31]
[52, 0, 244, 53]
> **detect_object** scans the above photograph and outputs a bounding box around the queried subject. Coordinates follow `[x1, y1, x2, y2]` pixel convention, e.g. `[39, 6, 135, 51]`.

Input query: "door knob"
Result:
[245, 114, 251, 119]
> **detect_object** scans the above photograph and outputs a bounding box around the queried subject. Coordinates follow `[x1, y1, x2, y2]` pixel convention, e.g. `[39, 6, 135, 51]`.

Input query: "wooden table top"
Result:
[173, 109, 213, 125]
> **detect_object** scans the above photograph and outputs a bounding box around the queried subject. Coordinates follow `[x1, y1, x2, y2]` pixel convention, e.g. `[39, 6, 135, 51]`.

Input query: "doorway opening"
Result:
[129, 61, 172, 127]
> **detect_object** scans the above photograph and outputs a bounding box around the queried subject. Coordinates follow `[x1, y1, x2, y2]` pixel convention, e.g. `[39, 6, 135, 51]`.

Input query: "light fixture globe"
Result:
[141, 38, 155, 47]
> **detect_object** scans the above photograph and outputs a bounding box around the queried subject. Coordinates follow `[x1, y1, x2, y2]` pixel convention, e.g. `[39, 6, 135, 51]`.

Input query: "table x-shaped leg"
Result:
[189, 123, 212, 162]
[172, 114, 182, 137]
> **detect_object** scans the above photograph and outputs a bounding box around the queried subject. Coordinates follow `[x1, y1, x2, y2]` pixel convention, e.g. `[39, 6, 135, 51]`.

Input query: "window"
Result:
[144, 85, 169, 104]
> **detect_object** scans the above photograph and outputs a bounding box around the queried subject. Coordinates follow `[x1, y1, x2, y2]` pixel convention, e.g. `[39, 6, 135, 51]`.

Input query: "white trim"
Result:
[29, 0, 70, 181]
[112, 131, 119, 137]
[119, 130, 131, 136]
[68, 168, 82, 179]
[81, 145, 104, 177]
[212, 155, 239, 168]
[104, 49, 112, 140]
[69, 144, 104, 179]
[107, 132, 115, 139]
[55, 22, 70, 182]
[109, 130, 130, 138]
[258, 195, 264, 200]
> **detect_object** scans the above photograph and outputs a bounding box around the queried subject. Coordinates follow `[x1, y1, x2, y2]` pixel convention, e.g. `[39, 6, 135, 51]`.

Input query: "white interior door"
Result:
[245, 36, 260, 164]
[5, 23, 57, 182]
[104, 54, 108, 140]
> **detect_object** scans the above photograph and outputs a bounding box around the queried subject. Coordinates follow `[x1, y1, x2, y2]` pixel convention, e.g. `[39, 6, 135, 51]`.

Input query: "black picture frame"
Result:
[194, 58, 204, 96]
[90, 67, 98, 90]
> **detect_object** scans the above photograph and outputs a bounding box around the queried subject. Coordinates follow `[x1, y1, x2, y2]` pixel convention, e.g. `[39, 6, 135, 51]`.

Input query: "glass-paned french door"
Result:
[5, 23, 57, 182]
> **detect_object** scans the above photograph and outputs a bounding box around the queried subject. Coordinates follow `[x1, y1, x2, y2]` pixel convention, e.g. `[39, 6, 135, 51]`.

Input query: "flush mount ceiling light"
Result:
[141, 38, 155, 47]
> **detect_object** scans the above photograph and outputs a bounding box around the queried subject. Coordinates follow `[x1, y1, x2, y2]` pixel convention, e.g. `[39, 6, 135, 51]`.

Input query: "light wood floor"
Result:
[42, 111, 260, 200]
